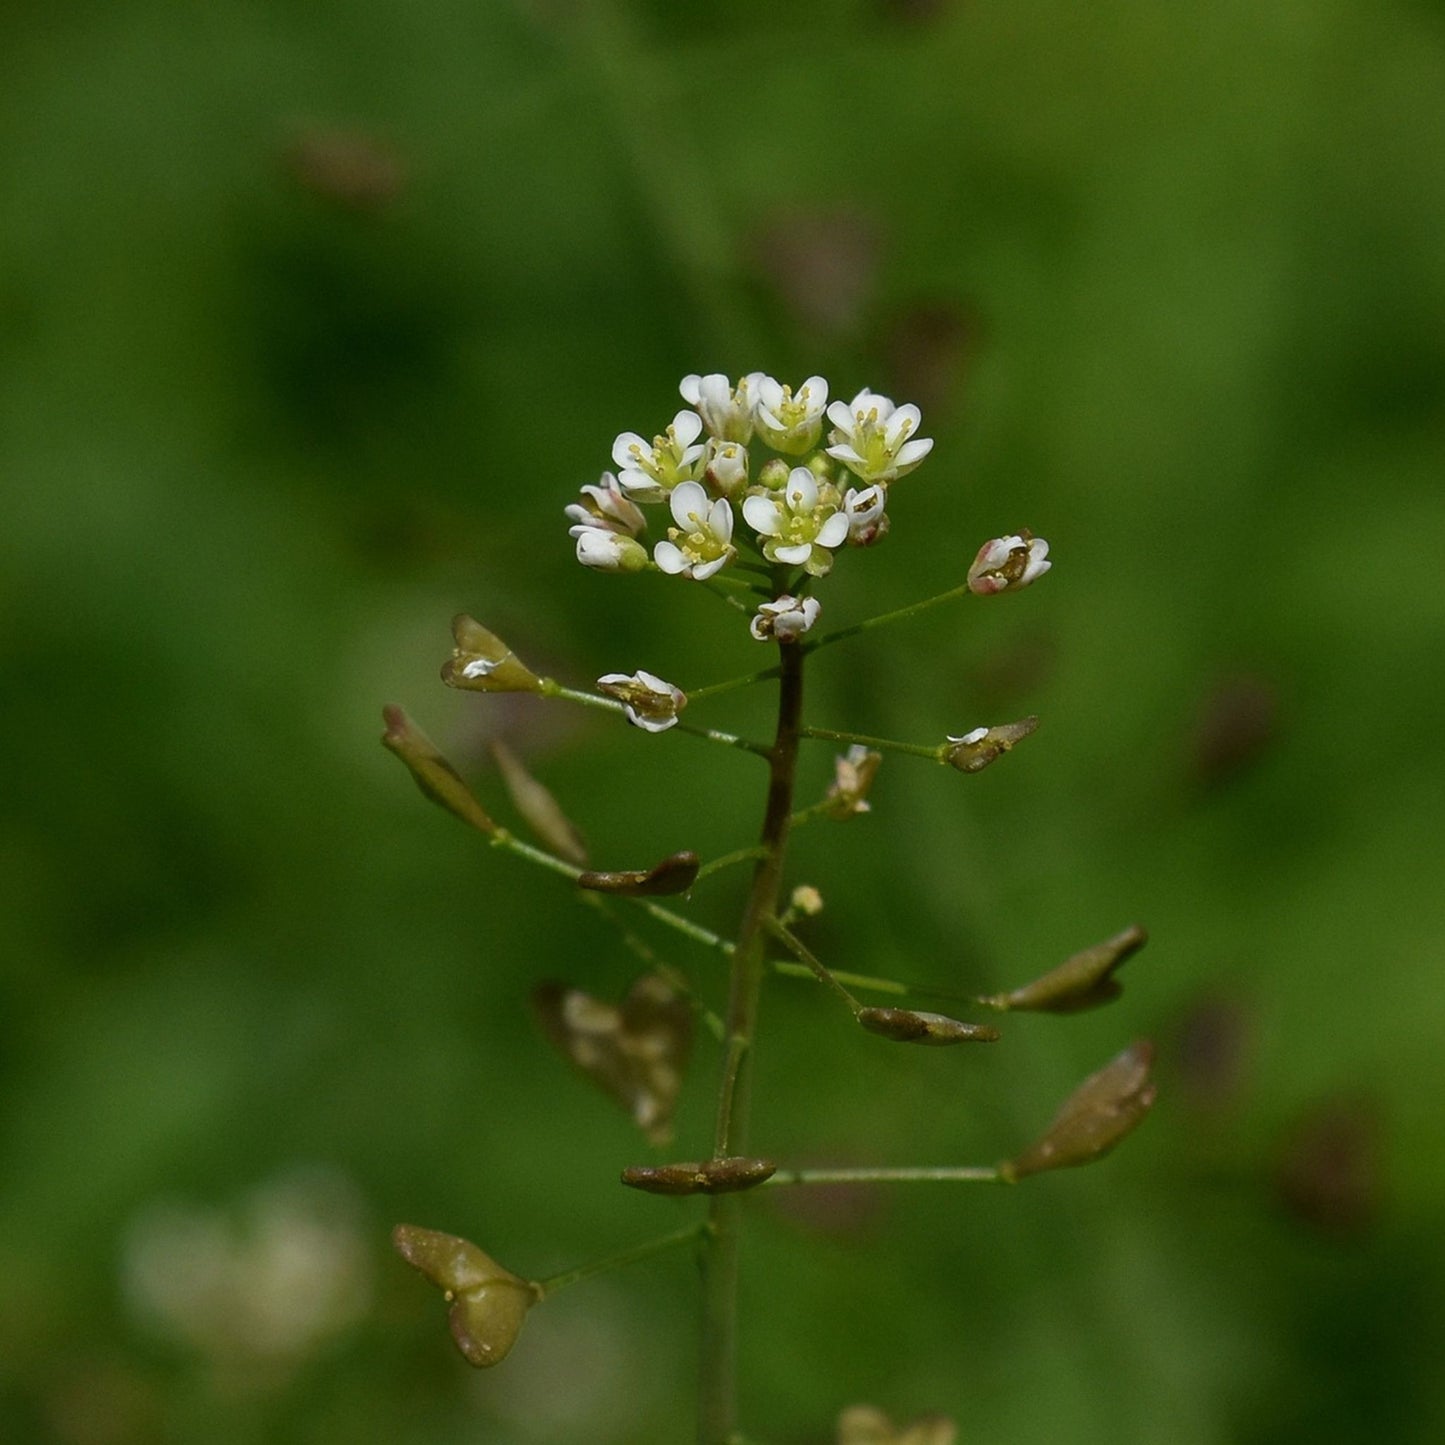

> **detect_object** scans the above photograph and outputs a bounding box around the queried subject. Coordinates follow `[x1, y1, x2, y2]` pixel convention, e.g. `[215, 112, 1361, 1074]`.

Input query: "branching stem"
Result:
[698, 638, 805, 1445]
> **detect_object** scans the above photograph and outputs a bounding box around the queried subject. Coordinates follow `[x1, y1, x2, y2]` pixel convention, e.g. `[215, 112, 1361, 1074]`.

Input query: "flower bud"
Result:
[967, 531, 1051, 594]
[380, 705, 496, 835]
[757, 457, 791, 490]
[489, 740, 587, 866]
[441, 615, 544, 693]
[576, 849, 700, 897]
[826, 746, 882, 818]
[790, 884, 825, 917]
[596, 670, 687, 732]
[574, 526, 649, 573]
[563, 472, 646, 537]
[982, 924, 1147, 1014]
[857, 1007, 1000, 1045]
[620, 1157, 776, 1196]
[944, 716, 1038, 773]
[1002, 1040, 1157, 1181]
[704, 438, 750, 498]
[392, 1224, 539, 1368]
[533, 975, 692, 1144]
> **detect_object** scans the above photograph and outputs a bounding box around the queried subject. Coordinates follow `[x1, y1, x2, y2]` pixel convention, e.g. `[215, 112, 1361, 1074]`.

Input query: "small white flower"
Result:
[826, 745, 882, 818]
[653, 480, 737, 581]
[564, 472, 646, 537]
[679, 372, 763, 443]
[825, 389, 933, 483]
[575, 526, 649, 572]
[596, 669, 687, 733]
[841, 485, 889, 546]
[612, 411, 706, 501]
[967, 532, 1051, 595]
[750, 594, 821, 643]
[703, 438, 749, 498]
[742, 467, 850, 577]
[753, 375, 829, 455]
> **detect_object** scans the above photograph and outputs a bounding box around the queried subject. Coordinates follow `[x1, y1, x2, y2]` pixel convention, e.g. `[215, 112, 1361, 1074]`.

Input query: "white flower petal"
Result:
[653, 540, 687, 574]
[815, 512, 850, 549]
[706, 497, 734, 543]
[784, 468, 818, 511]
[895, 437, 934, 469]
[691, 551, 733, 581]
[612, 431, 651, 469]
[671, 410, 703, 447]
[772, 542, 813, 566]
[743, 495, 782, 536]
[884, 403, 922, 446]
[669, 481, 707, 528]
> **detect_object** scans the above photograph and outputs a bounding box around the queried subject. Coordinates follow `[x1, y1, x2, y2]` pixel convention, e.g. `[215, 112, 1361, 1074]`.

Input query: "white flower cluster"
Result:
[566, 373, 937, 646]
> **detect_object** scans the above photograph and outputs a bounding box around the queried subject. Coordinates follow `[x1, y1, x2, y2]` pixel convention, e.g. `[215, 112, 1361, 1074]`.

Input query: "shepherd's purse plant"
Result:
[382, 371, 1156, 1445]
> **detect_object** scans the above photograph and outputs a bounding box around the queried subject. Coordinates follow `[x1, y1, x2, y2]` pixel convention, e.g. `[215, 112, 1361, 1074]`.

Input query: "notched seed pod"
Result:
[381, 705, 496, 835]
[857, 1007, 1000, 1045]
[838, 1404, 958, 1445]
[577, 850, 700, 897]
[489, 740, 588, 865]
[1002, 1039, 1157, 1181]
[983, 924, 1147, 1014]
[621, 1157, 776, 1196]
[944, 715, 1039, 773]
[392, 1223, 540, 1368]
[533, 975, 693, 1145]
[441, 614, 544, 694]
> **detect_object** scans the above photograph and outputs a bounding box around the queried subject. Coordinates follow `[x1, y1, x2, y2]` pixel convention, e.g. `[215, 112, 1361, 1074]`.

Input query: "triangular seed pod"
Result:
[983, 924, 1148, 1014]
[381, 706, 496, 836]
[576, 850, 700, 897]
[857, 1007, 1000, 1045]
[1002, 1040, 1157, 1181]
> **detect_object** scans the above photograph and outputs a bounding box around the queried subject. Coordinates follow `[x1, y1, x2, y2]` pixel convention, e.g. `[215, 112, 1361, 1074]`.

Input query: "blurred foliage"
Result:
[3, 0, 1444, 1441]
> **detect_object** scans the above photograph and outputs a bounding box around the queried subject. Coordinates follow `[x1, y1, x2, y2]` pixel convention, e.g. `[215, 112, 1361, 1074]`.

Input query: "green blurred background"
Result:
[4, 1, 1444, 1440]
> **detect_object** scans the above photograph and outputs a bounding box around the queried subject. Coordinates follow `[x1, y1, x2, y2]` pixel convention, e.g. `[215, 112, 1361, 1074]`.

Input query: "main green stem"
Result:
[698, 641, 805, 1445]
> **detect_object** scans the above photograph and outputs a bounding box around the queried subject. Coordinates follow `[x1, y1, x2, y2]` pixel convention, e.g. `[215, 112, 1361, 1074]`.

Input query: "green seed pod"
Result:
[943, 716, 1039, 773]
[1002, 1039, 1157, 1181]
[441, 614, 544, 694]
[489, 740, 588, 866]
[983, 924, 1148, 1014]
[380, 706, 496, 835]
[857, 1007, 1000, 1045]
[392, 1224, 540, 1368]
